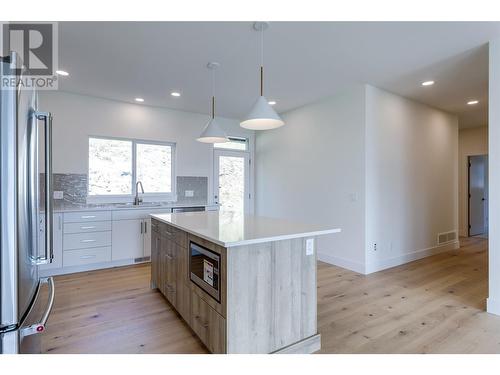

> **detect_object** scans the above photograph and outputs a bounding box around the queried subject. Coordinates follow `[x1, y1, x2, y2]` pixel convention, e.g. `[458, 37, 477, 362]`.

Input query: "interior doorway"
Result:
[468, 154, 489, 237]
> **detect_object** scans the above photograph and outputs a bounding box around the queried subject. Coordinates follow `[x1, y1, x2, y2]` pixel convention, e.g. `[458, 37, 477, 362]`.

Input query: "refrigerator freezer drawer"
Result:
[63, 231, 112, 250]
[63, 247, 112, 267]
[64, 210, 111, 223]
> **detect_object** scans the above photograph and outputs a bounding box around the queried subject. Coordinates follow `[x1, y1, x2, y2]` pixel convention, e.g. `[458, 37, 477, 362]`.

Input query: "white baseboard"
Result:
[365, 240, 460, 274]
[487, 298, 500, 316]
[317, 252, 365, 274]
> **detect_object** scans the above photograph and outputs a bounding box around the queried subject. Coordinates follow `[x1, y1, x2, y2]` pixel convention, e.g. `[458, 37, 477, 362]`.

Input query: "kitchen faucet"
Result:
[134, 181, 144, 205]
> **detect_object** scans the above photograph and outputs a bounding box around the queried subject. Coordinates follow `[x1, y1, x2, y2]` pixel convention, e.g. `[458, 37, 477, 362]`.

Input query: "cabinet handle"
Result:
[58, 215, 62, 230]
[80, 255, 96, 259]
[81, 239, 96, 243]
[80, 226, 95, 230]
[166, 254, 173, 260]
[140, 221, 143, 234]
[165, 231, 173, 236]
[144, 221, 147, 234]
[81, 215, 96, 219]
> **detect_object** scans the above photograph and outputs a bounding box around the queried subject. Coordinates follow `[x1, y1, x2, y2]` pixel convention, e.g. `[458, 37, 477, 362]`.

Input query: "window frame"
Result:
[87, 135, 176, 203]
[214, 136, 249, 151]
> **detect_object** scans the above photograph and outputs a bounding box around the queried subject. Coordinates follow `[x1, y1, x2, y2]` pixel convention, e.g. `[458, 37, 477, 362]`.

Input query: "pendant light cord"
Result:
[212, 66, 216, 119]
[260, 26, 264, 96]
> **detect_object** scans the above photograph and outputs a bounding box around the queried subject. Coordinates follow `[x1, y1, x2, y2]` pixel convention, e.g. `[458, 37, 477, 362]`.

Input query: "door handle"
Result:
[21, 277, 55, 337]
[35, 111, 53, 264]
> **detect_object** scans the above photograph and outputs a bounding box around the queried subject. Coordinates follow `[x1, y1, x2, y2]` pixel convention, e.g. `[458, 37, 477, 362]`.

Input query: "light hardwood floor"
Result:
[41, 236, 500, 354]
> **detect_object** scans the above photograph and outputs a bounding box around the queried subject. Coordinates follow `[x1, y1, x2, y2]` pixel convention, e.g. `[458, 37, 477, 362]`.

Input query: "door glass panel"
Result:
[218, 156, 245, 213]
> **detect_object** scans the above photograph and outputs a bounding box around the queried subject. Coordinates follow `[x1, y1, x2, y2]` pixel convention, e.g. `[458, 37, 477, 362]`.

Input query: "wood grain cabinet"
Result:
[190, 291, 226, 354]
[151, 218, 321, 354]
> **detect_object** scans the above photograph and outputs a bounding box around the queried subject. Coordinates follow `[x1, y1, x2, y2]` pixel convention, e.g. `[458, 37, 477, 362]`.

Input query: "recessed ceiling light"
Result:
[268, 101, 277, 105]
[56, 70, 69, 76]
[171, 92, 181, 97]
[134, 98, 144, 102]
[421, 80, 434, 86]
[467, 100, 479, 105]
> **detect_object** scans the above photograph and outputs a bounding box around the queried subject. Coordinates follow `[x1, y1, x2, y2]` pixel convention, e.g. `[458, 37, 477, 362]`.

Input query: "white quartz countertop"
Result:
[150, 211, 341, 247]
[46, 202, 218, 213]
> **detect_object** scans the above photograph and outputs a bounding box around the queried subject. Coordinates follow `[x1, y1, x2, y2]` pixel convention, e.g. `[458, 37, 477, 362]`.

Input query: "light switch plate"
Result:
[53, 191, 64, 199]
[306, 238, 314, 255]
[185, 190, 194, 197]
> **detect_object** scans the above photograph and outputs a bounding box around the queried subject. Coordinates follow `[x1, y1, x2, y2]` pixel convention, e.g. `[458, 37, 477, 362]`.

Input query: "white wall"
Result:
[255, 85, 367, 273]
[487, 39, 500, 315]
[255, 84, 458, 274]
[39, 91, 255, 204]
[458, 126, 488, 237]
[365, 86, 459, 273]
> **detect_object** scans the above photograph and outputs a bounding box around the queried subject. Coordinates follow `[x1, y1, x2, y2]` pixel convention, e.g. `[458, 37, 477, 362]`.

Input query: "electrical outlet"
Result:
[185, 190, 194, 197]
[306, 238, 314, 256]
[53, 191, 64, 199]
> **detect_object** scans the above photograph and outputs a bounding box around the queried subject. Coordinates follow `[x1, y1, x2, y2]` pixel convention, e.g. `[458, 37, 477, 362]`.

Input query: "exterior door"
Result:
[213, 150, 250, 214]
[469, 155, 488, 236]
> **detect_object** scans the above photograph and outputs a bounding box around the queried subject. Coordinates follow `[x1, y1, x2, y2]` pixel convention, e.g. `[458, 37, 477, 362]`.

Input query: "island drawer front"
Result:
[64, 211, 111, 223]
[191, 290, 226, 354]
[64, 221, 112, 234]
[63, 246, 112, 267]
[63, 231, 112, 250]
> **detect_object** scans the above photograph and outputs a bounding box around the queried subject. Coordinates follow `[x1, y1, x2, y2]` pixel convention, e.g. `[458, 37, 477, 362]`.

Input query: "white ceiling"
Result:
[58, 22, 500, 128]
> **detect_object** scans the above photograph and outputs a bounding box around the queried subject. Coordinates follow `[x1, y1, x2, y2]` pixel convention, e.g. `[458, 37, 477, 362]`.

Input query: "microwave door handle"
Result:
[35, 111, 53, 263]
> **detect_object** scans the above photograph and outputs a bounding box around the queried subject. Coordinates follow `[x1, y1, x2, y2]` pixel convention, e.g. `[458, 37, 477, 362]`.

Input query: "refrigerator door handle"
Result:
[21, 277, 55, 337]
[35, 111, 54, 264]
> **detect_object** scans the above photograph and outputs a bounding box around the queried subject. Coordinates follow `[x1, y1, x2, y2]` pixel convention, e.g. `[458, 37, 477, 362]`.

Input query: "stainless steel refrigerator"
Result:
[0, 52, 55, 354]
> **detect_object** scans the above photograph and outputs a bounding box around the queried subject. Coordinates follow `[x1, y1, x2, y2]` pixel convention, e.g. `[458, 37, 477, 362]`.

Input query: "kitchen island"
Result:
[150, 211, 340, 354]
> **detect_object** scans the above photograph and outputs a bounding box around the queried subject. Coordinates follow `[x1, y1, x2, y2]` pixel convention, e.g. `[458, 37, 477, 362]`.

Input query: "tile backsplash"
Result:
[40, 173, 88, 205]
[40, 173, 208, 205]
[176, 176, 208, 205]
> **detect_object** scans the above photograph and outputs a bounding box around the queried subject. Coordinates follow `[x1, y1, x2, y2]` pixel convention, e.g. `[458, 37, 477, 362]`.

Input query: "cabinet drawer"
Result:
[191, 291, 226, 353]
[64, 210, 111, 223]
[63, 247, 112, 267]
[64, 231, 112, 250]
[64, 221, 112, 234]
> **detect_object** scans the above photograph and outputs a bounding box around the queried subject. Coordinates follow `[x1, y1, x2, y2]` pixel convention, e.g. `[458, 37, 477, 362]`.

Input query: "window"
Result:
[214, 136, 248, 151]
[88, 137, 175, 201]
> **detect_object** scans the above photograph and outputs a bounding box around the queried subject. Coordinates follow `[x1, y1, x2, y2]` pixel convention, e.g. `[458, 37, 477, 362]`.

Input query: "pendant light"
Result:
[240, 22, 284, 130]
[197, 62, 229, 143]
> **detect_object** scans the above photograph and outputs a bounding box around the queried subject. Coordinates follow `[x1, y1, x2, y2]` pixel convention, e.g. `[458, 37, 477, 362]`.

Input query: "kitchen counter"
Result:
[150, 211, 341, 354]
[45, 201, 217, 213]
[150, 210, 341, 247]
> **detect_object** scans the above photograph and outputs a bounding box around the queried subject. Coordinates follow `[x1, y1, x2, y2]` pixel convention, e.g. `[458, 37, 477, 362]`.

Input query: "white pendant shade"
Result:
[240, 95, 284, 130]
[197, 117, 228, 143]
[197, 61, 229, 143]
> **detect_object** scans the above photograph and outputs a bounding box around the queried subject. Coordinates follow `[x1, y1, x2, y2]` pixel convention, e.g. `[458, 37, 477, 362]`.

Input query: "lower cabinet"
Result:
[112, 218, 154, 261]
[153, 219, 226, 353]
[191, 291, 226, 354]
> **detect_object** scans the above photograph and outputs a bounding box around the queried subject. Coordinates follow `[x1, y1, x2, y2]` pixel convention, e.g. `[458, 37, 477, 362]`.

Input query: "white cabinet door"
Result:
[143, 218, 151, 258]
[112, 219, 144, 261]
[39, 213, 63, 271]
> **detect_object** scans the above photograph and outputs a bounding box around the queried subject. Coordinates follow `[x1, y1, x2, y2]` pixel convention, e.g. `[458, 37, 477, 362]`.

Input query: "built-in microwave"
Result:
[189, 241, 220, 302]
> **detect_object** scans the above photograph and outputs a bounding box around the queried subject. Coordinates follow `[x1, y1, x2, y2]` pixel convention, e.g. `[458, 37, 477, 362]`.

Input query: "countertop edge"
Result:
[150, 213, 341, 248]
